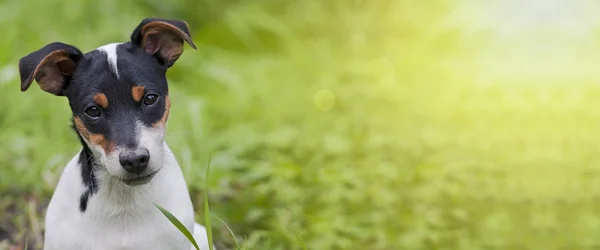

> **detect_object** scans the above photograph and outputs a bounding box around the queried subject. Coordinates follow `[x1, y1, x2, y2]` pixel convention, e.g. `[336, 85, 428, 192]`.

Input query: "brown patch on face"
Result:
[152, 95, 170, 128]
[73, 116, 115, 153]
[93, 93, 109, 109]
[132, 85, 145, 102]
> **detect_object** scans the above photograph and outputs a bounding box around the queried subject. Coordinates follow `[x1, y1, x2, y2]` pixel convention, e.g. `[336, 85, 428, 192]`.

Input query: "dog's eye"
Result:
[143, 94, 158, 105]
[84, 106, 101, 118]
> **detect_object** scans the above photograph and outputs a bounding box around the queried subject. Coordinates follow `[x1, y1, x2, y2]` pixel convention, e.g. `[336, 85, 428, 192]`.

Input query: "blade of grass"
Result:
[204, 153, 215, 250]
[293, 232, 307, 250]
[216, 216, 240, 250]
[154, 203, 200, 250]
[26, 198, 42, 249]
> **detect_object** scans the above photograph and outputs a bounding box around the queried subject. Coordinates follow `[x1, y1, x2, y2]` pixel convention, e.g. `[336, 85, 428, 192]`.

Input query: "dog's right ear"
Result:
[19, 42, 83, 96]
[130, 18, 197, 68]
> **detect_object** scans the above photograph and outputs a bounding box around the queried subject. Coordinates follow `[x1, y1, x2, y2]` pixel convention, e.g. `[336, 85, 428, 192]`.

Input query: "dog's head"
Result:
[18, 18, 196, 185]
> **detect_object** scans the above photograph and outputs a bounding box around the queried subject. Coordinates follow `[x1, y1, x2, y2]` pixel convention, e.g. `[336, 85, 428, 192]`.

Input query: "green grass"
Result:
[204, 155, 214, 250]
[157, 155, 246, 250]
[2, 0, 600, 249]
[155, 204, 202, 250]
[216, 216, 240, 250]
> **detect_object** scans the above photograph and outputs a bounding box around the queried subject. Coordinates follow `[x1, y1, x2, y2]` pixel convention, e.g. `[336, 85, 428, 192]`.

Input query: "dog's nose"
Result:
[119, 149, 150, 174]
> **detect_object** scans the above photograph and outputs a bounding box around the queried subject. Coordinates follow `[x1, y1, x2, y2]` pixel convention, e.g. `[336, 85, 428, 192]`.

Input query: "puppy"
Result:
[18, 18, 212, 250]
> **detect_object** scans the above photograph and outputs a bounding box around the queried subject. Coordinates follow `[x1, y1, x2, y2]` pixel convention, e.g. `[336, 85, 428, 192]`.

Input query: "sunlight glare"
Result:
[457, 0, 599, 39]
[449, 0, 600, 83]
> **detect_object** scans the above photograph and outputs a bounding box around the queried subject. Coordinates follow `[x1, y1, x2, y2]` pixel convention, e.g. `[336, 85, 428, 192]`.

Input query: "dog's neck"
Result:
[78, 144, 99, 212]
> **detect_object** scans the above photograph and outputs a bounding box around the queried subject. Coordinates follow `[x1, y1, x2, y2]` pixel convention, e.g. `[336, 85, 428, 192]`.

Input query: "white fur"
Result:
[97, 43, 121, 79]
[43, 144, 212, 250]
[89, 121, 166, 180]
[136, 121, 165, 176]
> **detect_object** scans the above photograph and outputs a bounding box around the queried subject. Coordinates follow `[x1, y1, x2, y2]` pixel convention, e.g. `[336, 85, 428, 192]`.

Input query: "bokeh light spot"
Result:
[313, 89, 335, 111]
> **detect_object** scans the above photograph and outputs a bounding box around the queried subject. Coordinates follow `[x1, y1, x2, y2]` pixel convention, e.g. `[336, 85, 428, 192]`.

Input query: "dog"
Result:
[18, 18, 212, 250]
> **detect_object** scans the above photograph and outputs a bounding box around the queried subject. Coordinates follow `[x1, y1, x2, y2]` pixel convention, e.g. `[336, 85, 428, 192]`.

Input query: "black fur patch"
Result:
[79, 190, 91, 212]
[74, 122, 98, 213]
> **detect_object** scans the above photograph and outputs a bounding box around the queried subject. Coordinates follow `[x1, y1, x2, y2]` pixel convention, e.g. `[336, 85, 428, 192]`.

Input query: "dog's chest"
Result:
[46, 199, 194, 250]
[68, 211, 191, 250]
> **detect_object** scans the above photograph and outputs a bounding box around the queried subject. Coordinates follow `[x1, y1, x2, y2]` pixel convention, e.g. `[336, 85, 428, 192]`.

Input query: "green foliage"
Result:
[2, 0, 600, 249]
[155, 204, 201, 250]
[216, 216, 240, 250]
[204, 155, 214, 250]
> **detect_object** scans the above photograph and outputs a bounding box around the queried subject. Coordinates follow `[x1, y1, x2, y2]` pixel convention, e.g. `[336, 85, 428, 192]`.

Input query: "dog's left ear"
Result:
[131, 18, 197, 68]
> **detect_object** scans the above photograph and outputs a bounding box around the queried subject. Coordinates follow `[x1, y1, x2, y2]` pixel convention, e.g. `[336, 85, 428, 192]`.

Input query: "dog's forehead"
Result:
[96, 43, 121, 79]
[71, 43, 167, 94]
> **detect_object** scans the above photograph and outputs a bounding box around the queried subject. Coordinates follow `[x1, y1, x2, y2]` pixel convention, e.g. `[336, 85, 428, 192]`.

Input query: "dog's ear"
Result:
[130, 18, 197, 68]
[19, 42, 83, 96]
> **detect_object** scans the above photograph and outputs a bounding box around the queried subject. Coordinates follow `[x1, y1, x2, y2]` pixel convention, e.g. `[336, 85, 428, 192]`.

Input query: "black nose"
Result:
[119, 149, 150, 174]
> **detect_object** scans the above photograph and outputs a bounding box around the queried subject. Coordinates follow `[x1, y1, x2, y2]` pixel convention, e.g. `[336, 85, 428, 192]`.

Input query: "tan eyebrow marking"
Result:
[93, 93, 109, 109]
[132, 85, 145, 102]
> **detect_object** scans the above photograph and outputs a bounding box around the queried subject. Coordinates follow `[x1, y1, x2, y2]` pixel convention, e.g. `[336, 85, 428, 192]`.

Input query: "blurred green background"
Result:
[2, 0, 600, 249]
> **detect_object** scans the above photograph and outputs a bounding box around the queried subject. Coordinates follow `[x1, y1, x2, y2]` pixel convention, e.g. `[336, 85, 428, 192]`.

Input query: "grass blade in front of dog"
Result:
[154, 203, 201, 250]
[216, 216, 240, 250]
[204, 153, 215, 250]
